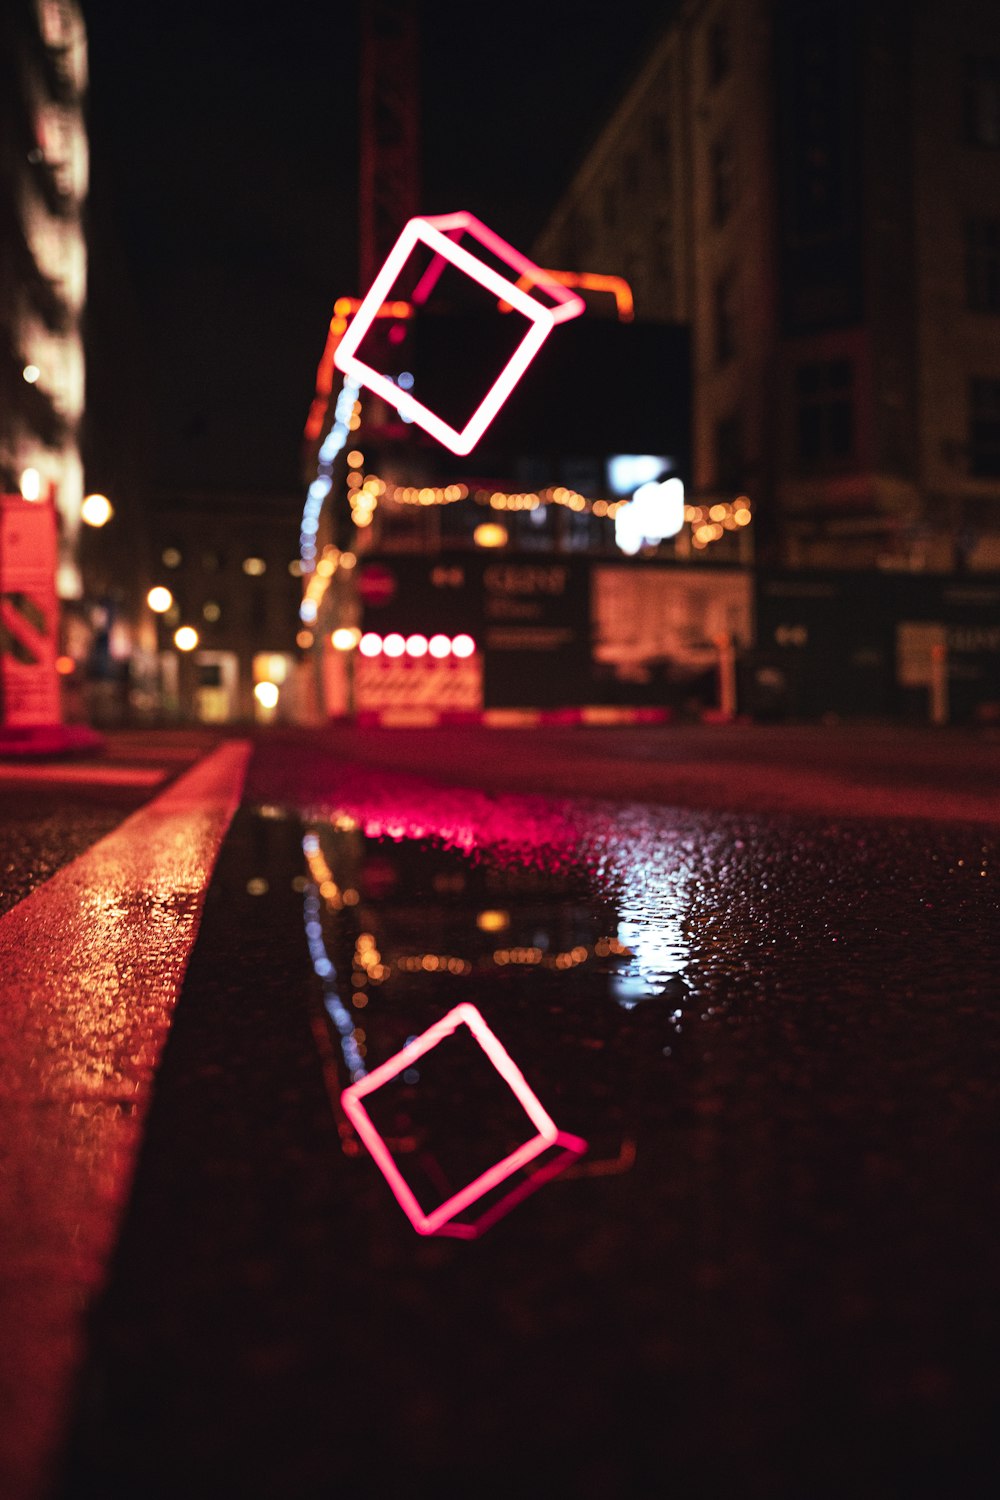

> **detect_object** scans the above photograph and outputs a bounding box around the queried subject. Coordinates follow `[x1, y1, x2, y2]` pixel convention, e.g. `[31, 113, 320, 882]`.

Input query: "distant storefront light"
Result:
[331, 627, 361, 651]
[254, 681, 279, 709]
[260, 654, 287, 684]
[355, 632, 475, 662]
[147, 586, 173, 613]
[242, 556, 267, 576]
[476, 909, 510, 933]
[20, 468, 41, 501]
[473, 522, 508, 549]
[81, 493, 113, 527]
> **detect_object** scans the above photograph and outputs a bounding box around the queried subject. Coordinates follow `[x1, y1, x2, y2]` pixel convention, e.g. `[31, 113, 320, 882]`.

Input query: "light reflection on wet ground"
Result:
[58, 755, 1000, 1498]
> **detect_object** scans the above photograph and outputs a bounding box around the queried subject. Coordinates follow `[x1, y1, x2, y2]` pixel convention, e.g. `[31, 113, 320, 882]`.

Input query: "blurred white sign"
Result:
[615, 477, 685, 555]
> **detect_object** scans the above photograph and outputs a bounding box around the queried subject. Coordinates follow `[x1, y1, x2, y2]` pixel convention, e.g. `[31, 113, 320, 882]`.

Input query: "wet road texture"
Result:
[56, 732, 999, 1498]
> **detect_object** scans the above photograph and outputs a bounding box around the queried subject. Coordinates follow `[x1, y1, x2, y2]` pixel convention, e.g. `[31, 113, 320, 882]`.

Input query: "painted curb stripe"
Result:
[0, 763, 169, 787]
[0, 739, 252, 1500]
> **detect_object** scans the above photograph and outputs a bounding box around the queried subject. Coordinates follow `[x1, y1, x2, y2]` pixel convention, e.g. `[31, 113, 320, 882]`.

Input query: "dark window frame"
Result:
[713, 270, 737, 364]
[969, 376, 1000, 477]
[707, 16, 731, 88]
[710, 133, 736, 227]
[794, 358, 857, 471]
[966, 217, 1000, 313]
[715, 413, 742, 490]
[964, 57, 1000, 148]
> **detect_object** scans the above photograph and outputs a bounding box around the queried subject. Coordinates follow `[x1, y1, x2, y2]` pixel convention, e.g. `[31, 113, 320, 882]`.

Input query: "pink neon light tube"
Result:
[333, 212, 585, 457]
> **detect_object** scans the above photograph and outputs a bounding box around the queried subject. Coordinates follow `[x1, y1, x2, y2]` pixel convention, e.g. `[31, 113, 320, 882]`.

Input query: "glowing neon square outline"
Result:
[341, 1001, 566, 1235]
[332, 212, 585, 456]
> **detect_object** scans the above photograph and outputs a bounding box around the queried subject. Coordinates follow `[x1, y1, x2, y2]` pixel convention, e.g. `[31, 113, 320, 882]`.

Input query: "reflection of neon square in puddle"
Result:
[341, 1003, 569, 1236]
[332, 212, 585, 456]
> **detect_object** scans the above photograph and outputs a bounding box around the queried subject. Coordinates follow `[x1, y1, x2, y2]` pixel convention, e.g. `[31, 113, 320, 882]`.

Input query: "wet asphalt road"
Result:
[0, 732, 223, 919]
[46, 727, 1000, 1498]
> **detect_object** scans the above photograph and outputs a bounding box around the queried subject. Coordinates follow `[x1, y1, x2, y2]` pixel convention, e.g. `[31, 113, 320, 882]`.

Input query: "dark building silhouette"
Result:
[533, 0, 1000, 574]
[0, 0, 88, 597]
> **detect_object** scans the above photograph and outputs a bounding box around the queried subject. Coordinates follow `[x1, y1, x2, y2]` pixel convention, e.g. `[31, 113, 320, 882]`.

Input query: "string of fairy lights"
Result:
[300, 354, 753, 586]
[345, 459, 753, 545]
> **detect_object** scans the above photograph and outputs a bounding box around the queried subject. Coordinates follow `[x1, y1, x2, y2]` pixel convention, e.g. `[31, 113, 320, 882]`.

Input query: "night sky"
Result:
[81, 1, 674, 501]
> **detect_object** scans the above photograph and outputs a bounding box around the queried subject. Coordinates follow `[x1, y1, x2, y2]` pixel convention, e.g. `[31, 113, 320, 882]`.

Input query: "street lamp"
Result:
[147, 586, 173, 614]
[20, 467, 41, 501]
[254, 681, 279, 709]
[174, 626, 199, 652]
[81, 493, 114, 528]
[331, 626, 361, 651]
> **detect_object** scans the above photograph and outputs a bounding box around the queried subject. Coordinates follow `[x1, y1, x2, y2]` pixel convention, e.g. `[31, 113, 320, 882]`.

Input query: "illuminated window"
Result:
[710, 134, 735, 227]
[969, 378, 1000, 477]
[965, 57, 1000, 147]
[707, 17, 730, 87]
[966, 219, 1000, 313]
[795, 360, 855, 470]
[714, 271, 736, 364]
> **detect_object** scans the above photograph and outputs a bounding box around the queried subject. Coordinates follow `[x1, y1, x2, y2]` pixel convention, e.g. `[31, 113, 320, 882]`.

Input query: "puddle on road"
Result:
[298, 815, 678, 1234]
[243, 760, 1000, 1248]
[250, 770, 720, 1237]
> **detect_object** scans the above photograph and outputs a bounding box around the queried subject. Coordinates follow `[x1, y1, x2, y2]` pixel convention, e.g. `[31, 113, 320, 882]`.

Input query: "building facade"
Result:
[0, 0, 88, 597]
[533, 0, 1000, 573]
[140, 488, 310, 724]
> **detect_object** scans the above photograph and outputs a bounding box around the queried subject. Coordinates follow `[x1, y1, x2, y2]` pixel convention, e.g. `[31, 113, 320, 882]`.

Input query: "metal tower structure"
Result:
[358, 0, 420, 293]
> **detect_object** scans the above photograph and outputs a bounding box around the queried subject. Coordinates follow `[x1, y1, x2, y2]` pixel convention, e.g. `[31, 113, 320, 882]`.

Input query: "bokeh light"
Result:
[81, 493, 113, 527]
[147, 586, 173, 613]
